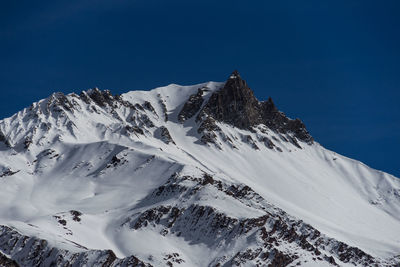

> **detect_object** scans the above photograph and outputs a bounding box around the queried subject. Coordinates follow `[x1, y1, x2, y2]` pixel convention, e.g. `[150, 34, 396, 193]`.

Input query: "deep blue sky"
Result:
[1, 0, 399, 177]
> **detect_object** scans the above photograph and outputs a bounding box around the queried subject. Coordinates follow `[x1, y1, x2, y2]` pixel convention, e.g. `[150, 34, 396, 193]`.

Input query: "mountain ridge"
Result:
[0, 72, 399, 266]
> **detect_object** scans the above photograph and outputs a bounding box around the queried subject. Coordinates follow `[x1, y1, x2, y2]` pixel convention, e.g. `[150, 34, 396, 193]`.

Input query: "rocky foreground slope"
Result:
[0, 72, 399, 266]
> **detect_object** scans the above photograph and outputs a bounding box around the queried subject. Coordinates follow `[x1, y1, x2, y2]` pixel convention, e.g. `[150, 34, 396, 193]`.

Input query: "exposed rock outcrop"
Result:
[0, 226, 152, 267]
[0, 130, 10, 147]
[124, 172, 380, 266]
[157, 126, 175, 145]
[0, 168, 19, 178]
[197, 71, 313, 145]
[80, 88, 116, 108]
[0, 252, 19, 267]
[46, 92, 74, 113]
[178, 88, 205, 122]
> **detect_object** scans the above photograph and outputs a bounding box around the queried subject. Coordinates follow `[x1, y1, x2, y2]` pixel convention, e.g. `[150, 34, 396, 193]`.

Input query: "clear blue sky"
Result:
[1, 0, 399, 177]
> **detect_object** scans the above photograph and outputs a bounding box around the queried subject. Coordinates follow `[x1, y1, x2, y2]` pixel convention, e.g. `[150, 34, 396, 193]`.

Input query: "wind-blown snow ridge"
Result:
[0, 72, 399, 266]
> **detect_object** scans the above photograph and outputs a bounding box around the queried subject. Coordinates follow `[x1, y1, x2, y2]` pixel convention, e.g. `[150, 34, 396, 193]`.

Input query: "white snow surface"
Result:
[0, 82, 399, 266]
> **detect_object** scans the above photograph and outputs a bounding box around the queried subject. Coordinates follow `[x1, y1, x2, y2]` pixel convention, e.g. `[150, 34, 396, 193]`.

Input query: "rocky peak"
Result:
[197, 71, 261, 129]
[197, 71, 313, 144]
[80, 88, 116, 107]
[46, 92, 74, 113]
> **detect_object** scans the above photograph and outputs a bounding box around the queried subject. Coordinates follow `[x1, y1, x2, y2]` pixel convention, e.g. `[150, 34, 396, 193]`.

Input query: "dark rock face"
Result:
[258, 136, 276, 150]
[197, 117, 221, 145]
[197, 71, 260, 129]
[70, 210, 82, 222]
[0, 226, 152, 267]
[260, 98, 312, 144]
[48, 89, 135, 115]
[242, 135, 259, 150]
[178, 88, 205, 122]
[80, 88, 116, 108]
[125, 125, 144, 135]
[23, 137, 32, 149]
[197, 71, 313, 144]
[143, 101, 156, 114]
[0, 252, 19, 267]
[0, 168, 19, 178]
[46, 92, 74, 113]
[0, 130, 10, 147]
[158, 96, 168, 122]
[158, 126, 175, 145]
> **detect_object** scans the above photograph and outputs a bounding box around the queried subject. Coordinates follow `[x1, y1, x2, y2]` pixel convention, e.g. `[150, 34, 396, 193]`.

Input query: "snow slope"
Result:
[0, 73, 399, 266]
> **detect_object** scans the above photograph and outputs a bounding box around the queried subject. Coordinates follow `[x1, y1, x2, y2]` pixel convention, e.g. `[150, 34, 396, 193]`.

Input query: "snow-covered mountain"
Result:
[0, 71, 399, 266]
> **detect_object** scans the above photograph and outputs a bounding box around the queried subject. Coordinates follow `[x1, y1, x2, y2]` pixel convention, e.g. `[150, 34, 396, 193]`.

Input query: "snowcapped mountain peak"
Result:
[0, 72, 399, 266]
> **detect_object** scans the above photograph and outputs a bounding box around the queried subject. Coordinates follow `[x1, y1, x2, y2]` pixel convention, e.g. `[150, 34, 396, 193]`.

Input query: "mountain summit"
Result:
[0, 72, 399, 266]
[197, 71, 313, 145]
